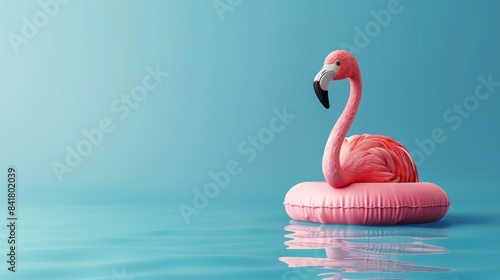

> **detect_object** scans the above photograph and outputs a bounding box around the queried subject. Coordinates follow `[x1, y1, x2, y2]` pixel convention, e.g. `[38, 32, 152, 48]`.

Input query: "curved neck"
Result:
[322, 73, 362, 188]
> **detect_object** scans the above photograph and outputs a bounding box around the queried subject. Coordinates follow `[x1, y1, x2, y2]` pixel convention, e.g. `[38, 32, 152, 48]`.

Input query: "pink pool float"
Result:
[284, 50, 450, 225]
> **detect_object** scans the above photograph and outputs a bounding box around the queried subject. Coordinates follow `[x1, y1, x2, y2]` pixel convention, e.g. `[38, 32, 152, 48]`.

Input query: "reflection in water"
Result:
[280, 221, 450, 279]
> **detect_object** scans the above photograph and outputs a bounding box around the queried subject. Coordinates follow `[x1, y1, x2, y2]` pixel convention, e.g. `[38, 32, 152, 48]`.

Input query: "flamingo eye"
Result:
[335, 60, 341, 66]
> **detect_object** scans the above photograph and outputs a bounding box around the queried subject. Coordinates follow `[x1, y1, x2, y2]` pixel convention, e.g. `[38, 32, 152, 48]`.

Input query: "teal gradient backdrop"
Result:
[0, 0, 500, 278]
[1, 0, 498, 206]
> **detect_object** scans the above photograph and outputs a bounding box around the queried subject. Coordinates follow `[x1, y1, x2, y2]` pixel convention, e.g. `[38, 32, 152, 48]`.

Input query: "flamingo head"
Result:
[313, 50, 359, 109]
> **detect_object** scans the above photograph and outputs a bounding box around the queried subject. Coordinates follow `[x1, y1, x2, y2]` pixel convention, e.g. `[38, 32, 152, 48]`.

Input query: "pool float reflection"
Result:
[280, 221, 450, 279]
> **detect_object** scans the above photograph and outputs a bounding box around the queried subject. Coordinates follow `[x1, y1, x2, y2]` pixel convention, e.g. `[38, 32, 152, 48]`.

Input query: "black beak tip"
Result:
[313, 81, 330, 109]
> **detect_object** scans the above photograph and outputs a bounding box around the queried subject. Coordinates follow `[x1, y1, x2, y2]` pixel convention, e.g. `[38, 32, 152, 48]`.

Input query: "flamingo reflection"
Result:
[280, 221, 450, 279]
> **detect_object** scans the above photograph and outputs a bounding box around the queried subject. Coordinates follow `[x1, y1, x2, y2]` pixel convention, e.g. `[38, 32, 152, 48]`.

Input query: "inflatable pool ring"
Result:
[284, 182, 449, 225]
[284, 50, 450, 225]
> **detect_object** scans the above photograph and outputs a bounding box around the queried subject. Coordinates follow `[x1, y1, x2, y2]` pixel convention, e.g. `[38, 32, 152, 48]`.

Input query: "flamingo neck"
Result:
[322, 73, 362, 188]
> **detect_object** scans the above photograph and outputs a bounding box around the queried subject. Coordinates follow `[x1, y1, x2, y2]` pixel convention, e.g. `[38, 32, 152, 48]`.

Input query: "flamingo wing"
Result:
[339, 134, 419, 185]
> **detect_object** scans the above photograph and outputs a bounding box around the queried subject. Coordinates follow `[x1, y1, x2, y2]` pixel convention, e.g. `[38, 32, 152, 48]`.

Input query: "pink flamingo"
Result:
[313, 50, 418, 188]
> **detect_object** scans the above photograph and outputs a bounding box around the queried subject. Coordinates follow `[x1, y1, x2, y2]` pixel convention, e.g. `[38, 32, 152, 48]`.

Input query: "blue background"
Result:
[0, 0, 499, 279]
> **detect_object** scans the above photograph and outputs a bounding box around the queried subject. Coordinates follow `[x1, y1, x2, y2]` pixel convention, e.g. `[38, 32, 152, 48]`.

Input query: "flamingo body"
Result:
[313, 50, 419, 188]
[338, 134, 418, 186]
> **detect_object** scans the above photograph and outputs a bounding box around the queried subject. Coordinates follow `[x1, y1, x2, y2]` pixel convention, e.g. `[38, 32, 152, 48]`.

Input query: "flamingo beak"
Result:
[313, 64, 337, 109]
